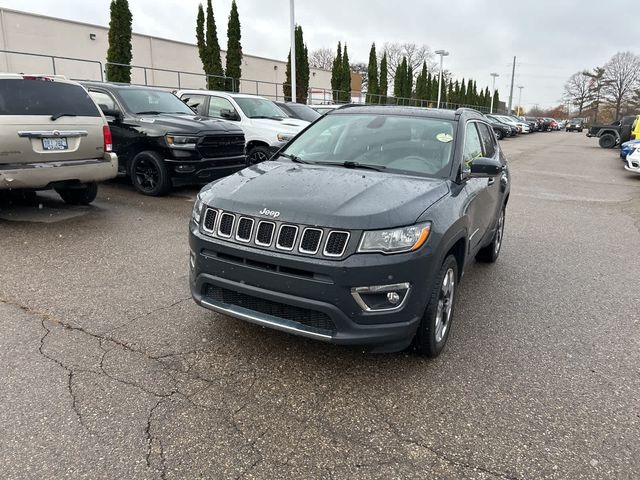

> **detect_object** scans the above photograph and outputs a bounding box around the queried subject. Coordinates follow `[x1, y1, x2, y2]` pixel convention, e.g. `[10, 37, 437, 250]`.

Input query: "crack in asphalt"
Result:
[103, 297, 192, 336]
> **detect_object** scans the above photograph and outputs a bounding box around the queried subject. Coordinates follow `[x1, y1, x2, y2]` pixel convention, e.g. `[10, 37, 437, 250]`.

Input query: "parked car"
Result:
[82, 82, 246, 196]
[176, 90, 309, 165]
[620, 140, 640, 160]
[565, 118, 584, 132]
[489, 114, 527, 133]
[274, 101, 321, 123]
[586, 115, 637, 148]
[0, 74, 117, 204]
[485, 117, 511, 140]
[624, 147, 640, 175]
[189, 106, 510, 356]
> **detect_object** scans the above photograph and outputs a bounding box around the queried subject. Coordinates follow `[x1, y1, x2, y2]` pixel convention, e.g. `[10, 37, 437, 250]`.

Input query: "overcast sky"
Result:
[1, 0, 639, 108]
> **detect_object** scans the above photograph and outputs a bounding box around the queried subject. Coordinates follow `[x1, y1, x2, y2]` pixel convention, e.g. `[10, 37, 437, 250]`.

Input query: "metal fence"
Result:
[0, 49, 497, 113]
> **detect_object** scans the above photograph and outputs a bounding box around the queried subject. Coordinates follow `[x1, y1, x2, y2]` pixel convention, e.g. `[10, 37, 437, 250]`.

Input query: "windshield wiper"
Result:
[276, 152, 308, 164]
[319, 161, 387, 172]
[50, 113, 77, 121]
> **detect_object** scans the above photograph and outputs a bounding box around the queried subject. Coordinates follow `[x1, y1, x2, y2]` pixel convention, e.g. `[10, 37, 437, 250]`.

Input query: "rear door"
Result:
[0, 77, 104, 165]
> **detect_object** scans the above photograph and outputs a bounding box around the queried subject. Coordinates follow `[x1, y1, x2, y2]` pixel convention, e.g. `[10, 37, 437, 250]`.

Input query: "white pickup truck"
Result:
[176, 90, 309, 164]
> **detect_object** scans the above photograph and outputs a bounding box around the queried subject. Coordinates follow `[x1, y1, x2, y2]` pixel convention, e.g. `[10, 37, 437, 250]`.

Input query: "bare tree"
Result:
[309, 47, 335, 70]
[382, 42, 436, 81]
[563, 72, 590, 115]
[583, 67, 607, 123]
[602, 51, 640, 119]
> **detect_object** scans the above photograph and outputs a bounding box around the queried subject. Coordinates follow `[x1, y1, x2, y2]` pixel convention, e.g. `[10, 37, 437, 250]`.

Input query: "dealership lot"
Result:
[1, 133, 639, 479]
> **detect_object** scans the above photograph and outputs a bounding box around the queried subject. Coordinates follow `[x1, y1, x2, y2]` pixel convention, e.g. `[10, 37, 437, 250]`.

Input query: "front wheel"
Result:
[246, 146, 273, 165]
[130, 151, 171, 196]
[55, 182, 98, 205]
[412, 255, 459, 357]
[598, 134, 616, 149]
[476, 207, 505, 263]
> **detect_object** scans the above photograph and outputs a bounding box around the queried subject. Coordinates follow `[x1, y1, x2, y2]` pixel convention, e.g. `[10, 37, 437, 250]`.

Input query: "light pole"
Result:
[489, 72, 499, 113]
[516, 85, 524, 116]
[434, 49, 449, 109]
[289, 0, 296, 103]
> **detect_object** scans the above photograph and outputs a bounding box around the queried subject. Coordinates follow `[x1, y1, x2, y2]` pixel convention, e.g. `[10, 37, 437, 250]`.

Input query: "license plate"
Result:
[42, 137, 68, 150]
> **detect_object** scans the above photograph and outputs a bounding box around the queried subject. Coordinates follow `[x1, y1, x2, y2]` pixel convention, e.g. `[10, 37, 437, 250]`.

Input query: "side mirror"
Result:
[470, 157, 503, 177]
[220, 108, 240, 121]
[100, 105, 122, 121]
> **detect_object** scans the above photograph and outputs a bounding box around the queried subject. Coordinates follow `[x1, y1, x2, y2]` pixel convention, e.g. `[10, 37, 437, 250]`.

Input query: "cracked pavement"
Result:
[1, 133, 639, 479]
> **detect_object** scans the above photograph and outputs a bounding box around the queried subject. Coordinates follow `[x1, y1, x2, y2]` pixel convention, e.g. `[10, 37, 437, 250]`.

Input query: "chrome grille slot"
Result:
[236, 217, 254, 242]
[299, 228, 323, 254]
[218, 213, 235, 238]
[276, 225, 298, 251]
[256, 221, 275, 246]
[202, 208, 217, 233]
[324, 231, 350, 257]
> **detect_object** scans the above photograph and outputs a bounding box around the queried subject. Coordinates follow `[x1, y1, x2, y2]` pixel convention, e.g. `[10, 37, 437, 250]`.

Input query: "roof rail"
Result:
[455, 107, 484, 116]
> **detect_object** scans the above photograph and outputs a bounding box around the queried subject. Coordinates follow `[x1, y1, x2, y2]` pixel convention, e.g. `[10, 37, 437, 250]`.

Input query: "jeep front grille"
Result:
[199, 208, 351, 259]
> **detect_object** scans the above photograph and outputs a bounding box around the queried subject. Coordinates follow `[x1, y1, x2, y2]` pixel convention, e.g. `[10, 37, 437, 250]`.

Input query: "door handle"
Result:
[487, 178, 495, 186]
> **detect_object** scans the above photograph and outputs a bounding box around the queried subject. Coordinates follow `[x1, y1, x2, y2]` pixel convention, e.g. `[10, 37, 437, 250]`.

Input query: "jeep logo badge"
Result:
[259, 208, 280, 219]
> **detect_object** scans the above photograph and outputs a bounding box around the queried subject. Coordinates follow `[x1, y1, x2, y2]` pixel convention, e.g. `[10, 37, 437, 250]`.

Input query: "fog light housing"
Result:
[351, 282, 410, 312]
[176, 164, 196, 173]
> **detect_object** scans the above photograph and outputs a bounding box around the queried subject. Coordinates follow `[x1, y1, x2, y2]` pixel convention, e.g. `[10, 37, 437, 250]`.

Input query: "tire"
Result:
[246, 145, 272, 165]
[130, 151, 171, 196]
[598, 134, 616, 149]
[412, 255, 459, 357]
[55, 182, 98, 205]
[476, 207, 505, 263]
[496, 130, 504, 140]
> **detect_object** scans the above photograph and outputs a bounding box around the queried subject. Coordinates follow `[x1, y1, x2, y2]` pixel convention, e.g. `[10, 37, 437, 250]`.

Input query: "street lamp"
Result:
[289, 0, 296, 103]
[489, 72, 499, 113]
[516, 85, 524, 116]
[434, 49, 449, 109]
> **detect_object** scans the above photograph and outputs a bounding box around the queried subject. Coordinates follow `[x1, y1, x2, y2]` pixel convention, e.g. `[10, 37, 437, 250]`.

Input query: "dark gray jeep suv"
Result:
[189, 106, 510, 356]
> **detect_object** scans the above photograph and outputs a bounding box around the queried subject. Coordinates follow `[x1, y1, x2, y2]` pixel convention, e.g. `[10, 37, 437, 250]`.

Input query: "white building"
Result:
[0, 7, 332, 101]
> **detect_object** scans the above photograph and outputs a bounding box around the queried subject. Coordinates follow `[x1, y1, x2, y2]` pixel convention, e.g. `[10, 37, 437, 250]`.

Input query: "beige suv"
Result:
[0, 74, 117, 204]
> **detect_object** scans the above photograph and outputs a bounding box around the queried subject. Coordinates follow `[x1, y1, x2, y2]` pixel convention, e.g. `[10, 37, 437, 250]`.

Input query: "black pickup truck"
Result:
[586, 115, 637, 148]
[189, 106, 510, 357]
[82, 82, 246, 195]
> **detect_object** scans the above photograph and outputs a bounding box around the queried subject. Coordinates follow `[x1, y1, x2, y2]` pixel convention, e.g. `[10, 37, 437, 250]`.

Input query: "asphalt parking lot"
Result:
[1, 132, 639, 479]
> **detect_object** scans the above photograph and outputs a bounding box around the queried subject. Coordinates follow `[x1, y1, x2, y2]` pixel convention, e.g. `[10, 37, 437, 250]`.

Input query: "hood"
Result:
[134, 113, 243, 135]
[201, 161, 449, 230]
[247, 117, 309, 132]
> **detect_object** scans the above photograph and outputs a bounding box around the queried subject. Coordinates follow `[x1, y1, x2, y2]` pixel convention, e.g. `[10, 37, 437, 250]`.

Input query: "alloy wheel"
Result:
[134, 157, 159, 192]
[434, 268, 455, 343]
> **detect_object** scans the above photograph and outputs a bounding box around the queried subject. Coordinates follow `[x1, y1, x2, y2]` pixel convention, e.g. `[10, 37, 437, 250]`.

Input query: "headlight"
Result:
[192, 194, 204, 223]
[166, 134, 199, 149]
[358, 222, 431, 254]
[277, 133, 294, 142]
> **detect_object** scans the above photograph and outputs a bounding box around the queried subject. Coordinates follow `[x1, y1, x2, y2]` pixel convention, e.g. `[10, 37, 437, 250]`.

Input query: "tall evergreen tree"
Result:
[331, 42, 342, 102]
[106, 0, 133, 83]
[459, 79, 466, 106]
[484, 87, 491, 108]
[224, 0, 242, 92]
[493, 89, 501, 112]
[405, 63, 414, 101]
[426, 73, 432, 102]
[341, 44, 351, 102]
[366, 43, 379, 103]
[415, 61, 427, 103]
[447, 80, 454, 106]
[283, 26, 310, 103]
[196, 0, 225, 89]
[379, 52, 388, 104]
[393, 57, 407, 103]
[466, 79, 474, 105]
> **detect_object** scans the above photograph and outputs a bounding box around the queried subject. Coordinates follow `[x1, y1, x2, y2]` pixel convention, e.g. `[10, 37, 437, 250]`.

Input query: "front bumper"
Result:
[189, 223, 438, 350]
[624, 156, 640, 174]
[165, 155, 246, 186]
[0, 153, 118, 190]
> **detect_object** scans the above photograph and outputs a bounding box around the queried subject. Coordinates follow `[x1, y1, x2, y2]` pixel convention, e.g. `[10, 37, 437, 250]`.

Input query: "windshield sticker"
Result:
[437, 133, 453, 143]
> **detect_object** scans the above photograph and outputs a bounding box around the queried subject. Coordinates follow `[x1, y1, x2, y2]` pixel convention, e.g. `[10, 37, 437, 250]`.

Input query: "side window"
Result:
[463, 122, 483, 170]
[89, 90, 117, 111]
[180, 94, 205, 114]
[477, 123, 496, 158]
[208, 96, 237, 118]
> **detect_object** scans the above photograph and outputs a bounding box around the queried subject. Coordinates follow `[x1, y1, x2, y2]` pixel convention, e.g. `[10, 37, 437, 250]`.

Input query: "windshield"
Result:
[234, 97, 287, 119]
[118, 89, 195, 115]
[281, 113, 455, 178]
[286, 104, 320, 122]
